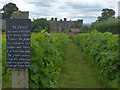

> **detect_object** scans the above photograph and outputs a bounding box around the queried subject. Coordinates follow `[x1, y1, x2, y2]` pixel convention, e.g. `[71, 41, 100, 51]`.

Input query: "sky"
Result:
[0, 0, 119, 23]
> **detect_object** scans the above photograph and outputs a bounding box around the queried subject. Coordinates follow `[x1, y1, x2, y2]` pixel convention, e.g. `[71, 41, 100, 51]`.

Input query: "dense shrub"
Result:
[90, 17, 118, 34]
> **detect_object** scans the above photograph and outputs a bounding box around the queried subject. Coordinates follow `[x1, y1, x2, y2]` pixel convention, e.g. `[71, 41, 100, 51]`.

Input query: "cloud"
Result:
[0, 0, 118, 23]
[27, 2, 51, 7]
[65, 2, 103, 9]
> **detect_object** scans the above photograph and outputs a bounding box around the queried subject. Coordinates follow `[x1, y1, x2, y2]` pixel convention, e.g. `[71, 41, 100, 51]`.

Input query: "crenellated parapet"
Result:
[49, 17, 83, 33]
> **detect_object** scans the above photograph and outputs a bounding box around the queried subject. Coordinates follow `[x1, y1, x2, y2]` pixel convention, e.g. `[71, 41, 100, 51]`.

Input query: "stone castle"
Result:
[1, 17, 83, 33]
[49, 18, 83, 33]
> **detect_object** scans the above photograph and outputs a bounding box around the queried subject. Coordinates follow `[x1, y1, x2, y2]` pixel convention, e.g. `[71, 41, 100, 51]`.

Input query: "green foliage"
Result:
[2, 32, 68, 88]
[90, 17, 118, 34]
[64, 30, 70, 32]
[97, 8, 115, 22]
[72, 31, 119, 81]
[117, 16, 120, 20]
[2, 34, 12, 88]
[79, 26, 90, 33]
[90, 8, 117, 34]
[30, 32, 68, 88]
[31, 18, 51, 33]
[0, 34, 2, 89]
[71, 25, 81, 28]
[1, 28, 6, 32]
[2, 3, 19, 19]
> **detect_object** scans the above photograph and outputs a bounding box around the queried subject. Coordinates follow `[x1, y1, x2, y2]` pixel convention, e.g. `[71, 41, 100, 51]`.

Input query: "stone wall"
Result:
[49, 18, 83, 33]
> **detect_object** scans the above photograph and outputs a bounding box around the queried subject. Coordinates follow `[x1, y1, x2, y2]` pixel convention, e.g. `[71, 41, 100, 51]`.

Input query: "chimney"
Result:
[77, 19, 83, 23]
[80, 19, 83, 23]
[64, 18, 67, 21]
[51, 17, 54, 20]
[55, 18, 57, 21]
[60, 19, 62, 21]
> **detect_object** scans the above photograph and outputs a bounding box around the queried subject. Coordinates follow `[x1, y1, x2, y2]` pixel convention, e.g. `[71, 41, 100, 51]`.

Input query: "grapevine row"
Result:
[72, 30, 119, 81]
[2, 31, 69, 88]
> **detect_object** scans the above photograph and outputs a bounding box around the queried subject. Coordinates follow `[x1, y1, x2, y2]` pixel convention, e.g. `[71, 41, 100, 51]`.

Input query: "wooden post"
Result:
[11, 11, 29, 88]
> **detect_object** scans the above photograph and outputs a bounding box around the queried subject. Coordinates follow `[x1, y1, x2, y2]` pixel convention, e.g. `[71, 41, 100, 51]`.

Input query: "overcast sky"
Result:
[0, 0, 119, 23]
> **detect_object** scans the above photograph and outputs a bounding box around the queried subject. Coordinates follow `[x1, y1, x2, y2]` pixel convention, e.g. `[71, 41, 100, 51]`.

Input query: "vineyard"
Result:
[0, 1, 119, 89]
[71, 30, 119, 81]
[1, 30, 119, 88]
[2, 31, 69, 88]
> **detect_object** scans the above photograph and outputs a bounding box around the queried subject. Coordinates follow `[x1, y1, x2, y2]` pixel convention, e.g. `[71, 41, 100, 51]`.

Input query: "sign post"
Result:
[6, 11, 31, 88]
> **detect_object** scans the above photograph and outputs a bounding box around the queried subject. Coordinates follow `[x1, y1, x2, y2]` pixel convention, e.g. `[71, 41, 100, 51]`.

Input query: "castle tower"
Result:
[77, 19, 83, 27]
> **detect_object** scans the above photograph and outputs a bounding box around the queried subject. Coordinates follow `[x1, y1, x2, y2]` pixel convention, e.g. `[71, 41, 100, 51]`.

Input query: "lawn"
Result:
[58, 40, 118, 88]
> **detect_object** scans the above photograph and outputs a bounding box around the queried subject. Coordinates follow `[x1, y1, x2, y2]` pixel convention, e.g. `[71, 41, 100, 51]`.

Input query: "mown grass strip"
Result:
[58, 40, 117, 88]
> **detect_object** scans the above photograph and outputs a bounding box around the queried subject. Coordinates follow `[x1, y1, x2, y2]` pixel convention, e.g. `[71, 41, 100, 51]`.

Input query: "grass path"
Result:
[58, 40, 104, 88]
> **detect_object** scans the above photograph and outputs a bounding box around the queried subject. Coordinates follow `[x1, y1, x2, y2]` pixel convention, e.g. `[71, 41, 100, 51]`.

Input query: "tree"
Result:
[97, 8, 115, 22]
[2, 3, 19, 19]
[31, 18, 51, 33]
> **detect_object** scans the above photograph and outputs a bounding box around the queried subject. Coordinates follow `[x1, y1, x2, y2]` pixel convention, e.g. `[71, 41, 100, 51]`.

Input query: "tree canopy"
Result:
[97, 8, 115, 22]
[31, 18, 51, 33]
[89, 8, 118, 34]
[2, 2, 19, 19]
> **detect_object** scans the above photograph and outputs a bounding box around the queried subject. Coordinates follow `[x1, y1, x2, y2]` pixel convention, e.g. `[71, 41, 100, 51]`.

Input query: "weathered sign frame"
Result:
[6, 19, 31, 69]
[9, 11, 30, 88]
